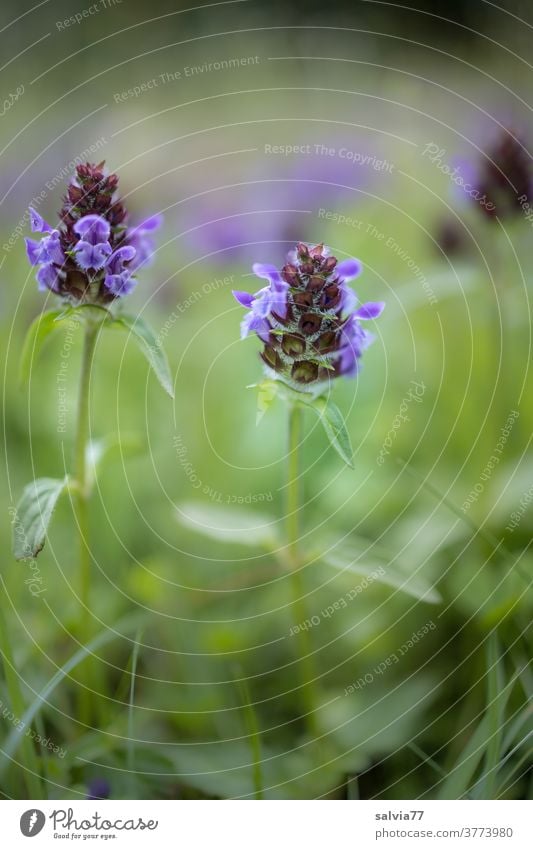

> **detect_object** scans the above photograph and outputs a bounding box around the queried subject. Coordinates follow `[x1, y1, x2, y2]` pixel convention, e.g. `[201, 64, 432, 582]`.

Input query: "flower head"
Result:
[457, 129, 531, 220]
[233, 242, 384, 388]
[25, 162, 162, 302]
[86, 777, 111, 800]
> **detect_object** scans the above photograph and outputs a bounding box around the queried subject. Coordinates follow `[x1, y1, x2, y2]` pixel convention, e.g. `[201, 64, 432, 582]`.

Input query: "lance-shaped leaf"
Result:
[318, 539, 442, 603]
[176, 502, 280, 548]
[19, 304, 111, 385]
[310, 396, 354, 468]
[249, 379, 279, 425]
[12, 477, 69, 560]
[109, 313, 174, 398]
[19, 309, 68, 384]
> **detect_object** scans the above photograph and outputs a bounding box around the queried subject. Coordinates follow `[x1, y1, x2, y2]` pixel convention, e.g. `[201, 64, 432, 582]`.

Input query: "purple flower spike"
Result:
[234, 242, 384, 387]
[25, 162, 162, 302]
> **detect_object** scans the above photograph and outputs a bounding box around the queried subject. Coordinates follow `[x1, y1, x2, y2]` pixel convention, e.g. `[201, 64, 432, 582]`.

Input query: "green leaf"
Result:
[248, 380, 353, 466]
[176, 502, 279, 548]
[19, 309, 68, 384]
[319, 539, 442, 603]
[86, 433, 144, 491]
[251, 379, 279, 425]
[109, 313, 174, 398]
[437, 671, 517, 799]
[12, 477, 69, 560]
[0, 611, 145, 775]
[311, 397, 354, 468]
[19, 304, 113, 385]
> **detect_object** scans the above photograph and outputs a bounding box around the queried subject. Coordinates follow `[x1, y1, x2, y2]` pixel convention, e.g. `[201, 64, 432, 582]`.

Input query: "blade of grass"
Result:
[127, 629, 143, 797]
[0, 611, 144, 776]
[346, 774, 359, 799]
[0, 584, 43, 798]
[233, 666, 263, 800]
[407, 741, 447, 777]
[495, 736, 533, 797]
[476, 632, 505, 798]
[437, 669, 518, 799]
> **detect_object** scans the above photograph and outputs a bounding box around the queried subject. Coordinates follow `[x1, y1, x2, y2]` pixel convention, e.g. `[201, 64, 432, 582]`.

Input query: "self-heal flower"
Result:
[24, 162, 162, 303]
[454, 129, 531, 220]
[233, 242, 384, 388]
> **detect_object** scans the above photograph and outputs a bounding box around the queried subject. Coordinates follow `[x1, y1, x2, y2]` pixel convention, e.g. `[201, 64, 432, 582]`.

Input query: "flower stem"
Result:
[74, 320, 98, 724]
[286, 404, 320, 738]
[0, 581, 43, 798]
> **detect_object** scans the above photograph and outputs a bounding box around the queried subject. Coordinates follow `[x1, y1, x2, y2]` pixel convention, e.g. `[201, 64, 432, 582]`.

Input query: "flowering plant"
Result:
[13, 163, 172, 722]
[233, 242, 384, 465]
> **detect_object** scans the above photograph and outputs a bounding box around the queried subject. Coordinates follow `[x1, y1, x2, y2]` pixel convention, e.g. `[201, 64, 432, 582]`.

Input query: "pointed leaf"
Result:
[251, 379, 279, 425]
[19, 309, 67, 384]
[311, 397, 354, 468]
[110, 313, 174, 398]
[12, 477, 69, 559]
[176, 502, 279, 548]
[319, 540, 442, 603]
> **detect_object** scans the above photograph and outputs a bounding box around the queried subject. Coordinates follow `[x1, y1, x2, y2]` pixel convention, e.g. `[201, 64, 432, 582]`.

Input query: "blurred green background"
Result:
[0, 0, 531, 800]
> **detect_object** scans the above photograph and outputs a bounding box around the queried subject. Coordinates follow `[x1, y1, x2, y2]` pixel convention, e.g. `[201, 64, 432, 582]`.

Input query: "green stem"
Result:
[286, 404, 320, 738]
[73, 321, 98, 723]
[0, 582, 43, 798]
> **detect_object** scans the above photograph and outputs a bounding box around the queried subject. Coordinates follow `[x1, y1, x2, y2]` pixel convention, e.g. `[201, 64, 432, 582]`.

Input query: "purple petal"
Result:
[336, 258, 362, 282]
[134, 214, 163, 233]
[232, 290, 254, 308]
[73, 214, 111, 245]
[338, 346, 359, 377]
[29, 207, 52, 233]
[252, 287, 273, 319]
[25, 232, 64, 266]
[106, 245, 136, 274]
[354, 301, 385, 320]
[240, 311, 271, 342]
[25, 238, 42, 266]
[104, 272, 137, 296]
[74, 240, 112, 271]
[269, 288, 289, 319]
[36, 263, 61, 293]
[252, 263, 283, 286]
[338, 285, 357, 314]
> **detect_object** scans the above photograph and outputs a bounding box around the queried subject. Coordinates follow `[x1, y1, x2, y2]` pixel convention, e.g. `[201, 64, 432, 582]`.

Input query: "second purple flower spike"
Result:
[233, 242, 384, 388]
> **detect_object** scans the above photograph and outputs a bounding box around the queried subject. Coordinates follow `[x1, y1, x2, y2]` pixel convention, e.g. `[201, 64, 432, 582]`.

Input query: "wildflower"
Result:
[233, 242, 384, 388]
[86, 777, 111, 800]
[25, 161, 162, 303]
[455, 130, 531, 220]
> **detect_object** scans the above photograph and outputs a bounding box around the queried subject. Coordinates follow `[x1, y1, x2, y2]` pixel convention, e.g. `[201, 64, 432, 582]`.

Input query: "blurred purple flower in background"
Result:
[86, 777, 111, 800]
[451, 128, 531, 220]
[181, 139, 387, 266]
